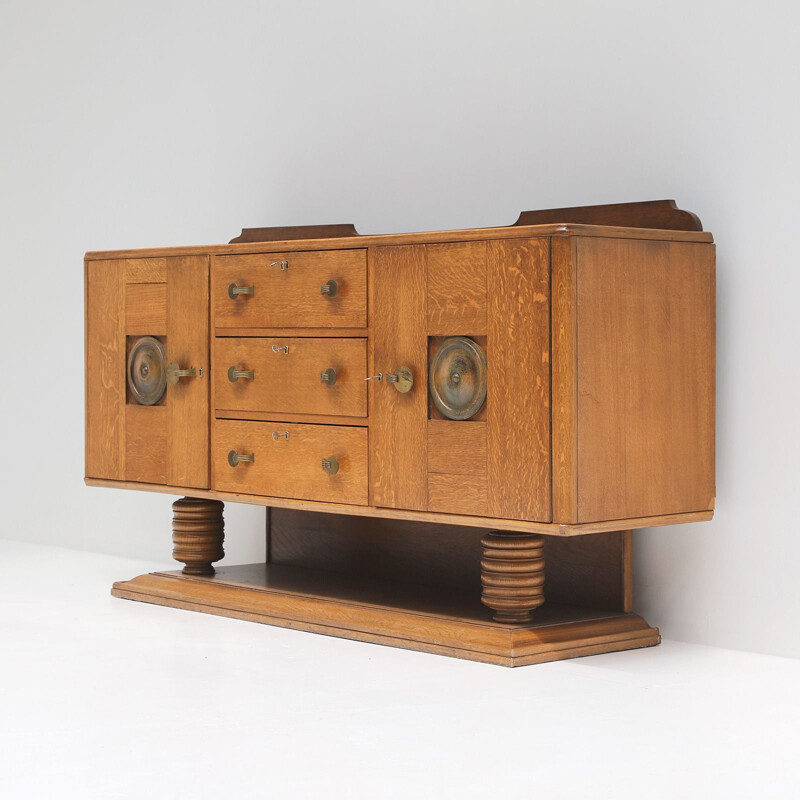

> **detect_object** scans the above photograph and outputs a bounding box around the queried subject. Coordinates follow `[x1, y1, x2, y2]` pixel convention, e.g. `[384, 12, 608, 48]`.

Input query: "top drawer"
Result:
[213, 250, 367, 329]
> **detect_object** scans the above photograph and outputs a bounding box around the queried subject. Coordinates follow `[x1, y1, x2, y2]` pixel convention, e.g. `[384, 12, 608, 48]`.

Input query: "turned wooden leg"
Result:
[171, 497, 225, 576]
[481, 532, 545, 624]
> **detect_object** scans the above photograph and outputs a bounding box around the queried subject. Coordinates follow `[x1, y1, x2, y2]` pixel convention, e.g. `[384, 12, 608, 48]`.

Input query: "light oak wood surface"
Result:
[575, 238, 715, 521]
[214, 337, 367, 418]
[212, 249, 367, 329]
[213, 419, 368, 505]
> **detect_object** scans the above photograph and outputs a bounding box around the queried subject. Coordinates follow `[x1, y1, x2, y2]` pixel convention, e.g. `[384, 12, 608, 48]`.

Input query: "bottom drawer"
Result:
[213, 420, 368, 505]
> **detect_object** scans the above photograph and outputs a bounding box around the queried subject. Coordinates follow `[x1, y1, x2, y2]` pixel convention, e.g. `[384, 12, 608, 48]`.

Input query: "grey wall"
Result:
[1, 0, 798, 656]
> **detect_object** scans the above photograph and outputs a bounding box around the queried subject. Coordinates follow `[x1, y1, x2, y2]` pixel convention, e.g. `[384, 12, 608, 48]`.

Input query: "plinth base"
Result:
[111, 563, 659, 667]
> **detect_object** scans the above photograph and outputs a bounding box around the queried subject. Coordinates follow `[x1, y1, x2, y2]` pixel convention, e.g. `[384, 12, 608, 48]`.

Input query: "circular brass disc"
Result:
[127, 336, 167, 405]
[429, 337, 487, 421]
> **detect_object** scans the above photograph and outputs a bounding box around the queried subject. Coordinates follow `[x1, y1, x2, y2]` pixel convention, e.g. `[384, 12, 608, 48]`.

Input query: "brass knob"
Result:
[228, 283, 254, 299]
[166, 362, 197, 386]
[228, 366, 255, 382]
[385, 366, 414, 393]
[320, 368, 337, 385]
[320, 279, 338, 297]
[321, 457, 339, 475]
[228, 450, 254, 467]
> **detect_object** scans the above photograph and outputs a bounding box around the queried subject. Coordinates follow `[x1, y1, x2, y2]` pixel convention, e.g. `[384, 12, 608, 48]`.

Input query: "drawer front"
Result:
[214, 337, 367, 417]
[213, 250, 367, 328]
[213, 420, 368, 505]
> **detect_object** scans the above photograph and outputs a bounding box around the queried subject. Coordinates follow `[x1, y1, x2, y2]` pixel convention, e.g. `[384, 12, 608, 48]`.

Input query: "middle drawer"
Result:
[215, 337, 367, 417]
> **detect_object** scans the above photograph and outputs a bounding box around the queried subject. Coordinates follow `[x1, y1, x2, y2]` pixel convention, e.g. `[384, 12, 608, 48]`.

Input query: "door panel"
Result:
[85, 256, 210, 488]
[369, 238, 552, 522]
[370, 246, 428, 510]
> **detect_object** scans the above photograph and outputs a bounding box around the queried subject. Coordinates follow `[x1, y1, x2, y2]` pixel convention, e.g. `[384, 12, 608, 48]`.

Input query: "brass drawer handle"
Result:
[228, 283, 254, 299]
[272, 431, 289, 441]
[320, 279, 338, 297]
[321, 457, 339, 475]
[320, 368, 337, 385]
[270, 260, 289, 271]
[228, 450, 254, 467]
[228, 366, 254, 382]
[272, 344, 290, 355]
[166, 362, 199, 385]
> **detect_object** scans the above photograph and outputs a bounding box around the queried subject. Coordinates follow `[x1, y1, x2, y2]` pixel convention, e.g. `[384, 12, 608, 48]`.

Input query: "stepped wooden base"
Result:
[111, 563, 660, 667]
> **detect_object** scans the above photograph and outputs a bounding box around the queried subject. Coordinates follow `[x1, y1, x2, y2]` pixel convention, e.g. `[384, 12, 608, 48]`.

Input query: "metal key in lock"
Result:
[364, 366, 414, 393]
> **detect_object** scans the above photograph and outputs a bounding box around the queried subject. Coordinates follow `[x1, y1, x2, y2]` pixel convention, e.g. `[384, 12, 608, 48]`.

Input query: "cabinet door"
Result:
[369, 239, 551, 521]
[85, 256, 210, 488]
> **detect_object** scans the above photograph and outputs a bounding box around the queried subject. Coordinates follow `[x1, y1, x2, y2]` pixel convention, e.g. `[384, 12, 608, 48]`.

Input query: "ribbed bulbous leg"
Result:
[171, 497, 225, 576]
[480, 532, 545, 624]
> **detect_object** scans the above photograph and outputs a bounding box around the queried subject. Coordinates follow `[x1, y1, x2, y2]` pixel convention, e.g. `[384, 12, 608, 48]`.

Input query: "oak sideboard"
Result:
[85, 200, 715, 666]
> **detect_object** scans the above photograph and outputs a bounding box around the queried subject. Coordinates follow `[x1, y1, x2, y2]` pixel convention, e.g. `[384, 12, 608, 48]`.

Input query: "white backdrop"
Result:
[1, 0, 797, 657]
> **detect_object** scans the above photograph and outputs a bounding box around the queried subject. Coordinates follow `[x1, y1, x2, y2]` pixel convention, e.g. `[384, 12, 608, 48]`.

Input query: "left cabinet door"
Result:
[85, 256, 210, 488]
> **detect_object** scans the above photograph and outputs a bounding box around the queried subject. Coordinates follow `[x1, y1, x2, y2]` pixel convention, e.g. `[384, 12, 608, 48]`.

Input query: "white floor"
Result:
[1, 539, 798, 799]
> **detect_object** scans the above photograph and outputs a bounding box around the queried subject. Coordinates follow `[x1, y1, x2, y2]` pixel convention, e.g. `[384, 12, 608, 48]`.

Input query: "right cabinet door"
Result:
[369, 238, 551, 521]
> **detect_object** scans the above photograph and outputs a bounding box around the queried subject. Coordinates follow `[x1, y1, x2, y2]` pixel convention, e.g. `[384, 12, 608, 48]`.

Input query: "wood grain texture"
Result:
[213, 419, 368, 505]
[167, 256, 210, 488]
[213, 249, 366, 329]
[86, 219, 712, 263]
[427, 420, 487, 475]
[487, 238, 551, 521]
[125, 258, 167, 283]
[426, 241, 487, 335]
[427, 473, 488, 516]
[171, 497, 224, 576]
[125, 404, 167, 483]
[86, 259, 125, 479]
[576, 238, 716, 521]
[550, 236, 578, 523]
[481, 533, 545, 623]
[370, 246, 428, 511]
[88, 476, 713, 535]
[111, 565, 659, 667]
[214, 337, 367, 417]
[125, 282, 166, 335]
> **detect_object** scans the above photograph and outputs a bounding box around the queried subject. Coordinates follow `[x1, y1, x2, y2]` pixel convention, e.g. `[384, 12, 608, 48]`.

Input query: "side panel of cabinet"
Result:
[85, 256, 210, 488]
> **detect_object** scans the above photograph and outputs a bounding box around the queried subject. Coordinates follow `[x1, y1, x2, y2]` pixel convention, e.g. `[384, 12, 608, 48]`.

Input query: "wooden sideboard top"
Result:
[85, 200, 713, 260]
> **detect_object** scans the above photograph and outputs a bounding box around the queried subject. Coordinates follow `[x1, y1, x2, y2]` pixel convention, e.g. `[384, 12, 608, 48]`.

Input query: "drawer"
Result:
[213, 420, 368, 505]
[214, 337, 367, 417]
[213, 249, 366, 329]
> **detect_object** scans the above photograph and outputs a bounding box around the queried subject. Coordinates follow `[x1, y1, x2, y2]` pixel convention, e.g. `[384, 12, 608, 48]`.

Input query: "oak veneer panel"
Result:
[86, 259, 125, 480]
[426, 241, 487, 335]
[576, 238, 715, 521]
[125, 258, 167, 283]
[214, 337, 367, 417]
[166, 255, 210, 488]
[427, 473, 488, 516]
[487, 238, 551, 521]
[125, 404, 167, 483]
[213, 419, 368, 505]
[370, 246, 428, 511]
[427, 420, 487, 476]
[551, 236, 578, 524]
[213, 249, 366, 329]
[125, 282, 167, 335]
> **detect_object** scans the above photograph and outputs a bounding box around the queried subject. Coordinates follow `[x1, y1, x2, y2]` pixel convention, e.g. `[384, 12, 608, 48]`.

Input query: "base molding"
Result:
[111, 564, 659, 667]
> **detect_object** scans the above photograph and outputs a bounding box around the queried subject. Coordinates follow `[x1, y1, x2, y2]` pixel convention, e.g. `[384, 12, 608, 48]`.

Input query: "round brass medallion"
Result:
[127, 336, 167, 405]
[429, 337, 487, 421]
